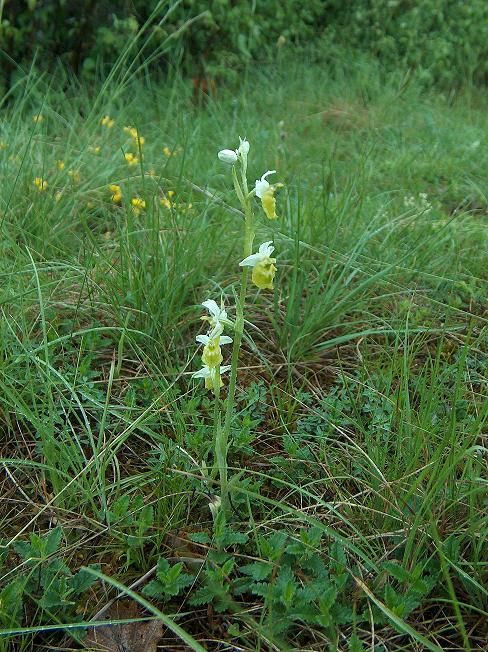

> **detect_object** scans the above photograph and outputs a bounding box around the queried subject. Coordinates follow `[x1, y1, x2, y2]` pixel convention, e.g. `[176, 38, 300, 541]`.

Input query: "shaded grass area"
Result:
[0, 59, 486, 650]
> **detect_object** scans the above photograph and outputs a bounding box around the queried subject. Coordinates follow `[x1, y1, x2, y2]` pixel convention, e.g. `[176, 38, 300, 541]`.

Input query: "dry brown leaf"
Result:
[84, 600, 165, 652]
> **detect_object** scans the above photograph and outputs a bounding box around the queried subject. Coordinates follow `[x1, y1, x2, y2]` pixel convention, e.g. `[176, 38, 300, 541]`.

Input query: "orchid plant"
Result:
[192, 137, 282, 517]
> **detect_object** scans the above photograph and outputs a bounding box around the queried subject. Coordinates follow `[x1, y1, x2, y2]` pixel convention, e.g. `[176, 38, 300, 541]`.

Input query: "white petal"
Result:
[219, 336, 233, 345]
[202, 299, 220, 317]
[208, 322, 223, 339]
[255, 178, 269, 199]
[196, 334, 210, 345]
[255, 170, 276, 198]
[258, 241, 274, 257]
[192, 366, 211, 378]
[239, 252, 263, 267]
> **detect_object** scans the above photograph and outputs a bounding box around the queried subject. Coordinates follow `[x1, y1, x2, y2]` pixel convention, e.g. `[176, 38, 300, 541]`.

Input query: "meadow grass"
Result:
[0, 57, 486, 651]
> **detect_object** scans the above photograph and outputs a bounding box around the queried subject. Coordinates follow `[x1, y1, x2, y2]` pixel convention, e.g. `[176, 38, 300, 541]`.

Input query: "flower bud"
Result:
[218, 149, 238, 165]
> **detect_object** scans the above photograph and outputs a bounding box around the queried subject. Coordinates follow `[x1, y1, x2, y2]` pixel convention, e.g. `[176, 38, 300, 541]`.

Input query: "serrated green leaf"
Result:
[156, 557, 171, 578]
[69, 565, 99, 595]
[382, 561, 412, 583]
[384, 583, 400, 608]
[189, 532, 211, 544]
[240, 561, 273, 581]
[13, 540, 33, 561]
[46, 527, 63, 555]
[142, 578, 165, 598]
[348, 633, 366, 652]
[319, 584, 337, 611]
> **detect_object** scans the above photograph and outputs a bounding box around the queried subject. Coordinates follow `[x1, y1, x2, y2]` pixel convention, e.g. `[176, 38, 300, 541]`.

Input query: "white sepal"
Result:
[255, 170, 276, 198]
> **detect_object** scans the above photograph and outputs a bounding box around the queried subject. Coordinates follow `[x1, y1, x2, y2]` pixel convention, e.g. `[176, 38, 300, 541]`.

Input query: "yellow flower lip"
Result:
[252, 258, 277, 290]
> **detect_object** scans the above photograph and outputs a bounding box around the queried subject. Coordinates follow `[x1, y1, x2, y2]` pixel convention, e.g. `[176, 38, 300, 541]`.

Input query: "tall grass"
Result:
[0, 50, 486, 650]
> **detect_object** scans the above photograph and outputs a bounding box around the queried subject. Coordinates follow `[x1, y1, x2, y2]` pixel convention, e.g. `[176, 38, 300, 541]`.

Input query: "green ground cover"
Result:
[0, 58, 486, 650]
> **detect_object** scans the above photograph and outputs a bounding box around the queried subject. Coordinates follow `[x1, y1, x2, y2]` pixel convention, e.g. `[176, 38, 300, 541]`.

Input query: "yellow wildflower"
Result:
[68, 169, 81, 183]
[162, 146, 175, 157]
[54, 191, 62, 202]
[0, 141, 7, 150]
[33, 114, 44, 124]
[160, 197, 172, 209]
[167, 190, 175, 198]
[56, 160, 65, 170]
[124, 126, 145, 148]
[109, 184, 122, 203]
[34, 177, 48, 192]
[101, 115, 115, 128]
[124, 152, 139, 166]
[131, 197, 146, 215]
[89, 145, 100, 155]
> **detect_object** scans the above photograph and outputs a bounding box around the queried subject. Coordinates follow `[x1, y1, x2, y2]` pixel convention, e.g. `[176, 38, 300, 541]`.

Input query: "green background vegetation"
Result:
[2, 0, 488, 88]
[0, 2, 486, 651]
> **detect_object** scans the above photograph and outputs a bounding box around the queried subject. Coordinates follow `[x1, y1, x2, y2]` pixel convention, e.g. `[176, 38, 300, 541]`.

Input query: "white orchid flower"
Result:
[196, 321, 232, 368]
[255, 170, 276, 198]
[239, 241, 277, 290]
[201, 299, 232, 329]
[255, 170, 282, 219]
[192, 364, 232, 392]
[239, 241, 275, 268]
[218, 149, 238, 165]
[195, 328, 233, 347]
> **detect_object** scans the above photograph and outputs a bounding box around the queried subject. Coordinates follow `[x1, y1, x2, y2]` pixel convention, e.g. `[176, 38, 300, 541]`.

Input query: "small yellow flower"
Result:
[33, 114, 44, 124]
[101, 115, 115, 128]
[54, 191, 63, 202]
[239, 241, 277, 290]
[125, 126, 145, 147]
[109, 184, 122, 203]
[124, 152, 139, 166]
[131, 197, 146, 215]
[163, 145, 180, 157]
[0, 141, 7, 150]
[68, 169, 81, 183]
[160, 197, 172, 209]
[167, 190, 175, 198]
[34, 177, 48, 191]
[56, 160, 65, 170]
[88, 145, 100, 155]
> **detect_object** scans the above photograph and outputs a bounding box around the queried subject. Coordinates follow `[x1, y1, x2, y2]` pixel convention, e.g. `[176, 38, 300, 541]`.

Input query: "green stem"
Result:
[218, 181, 254, 507]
